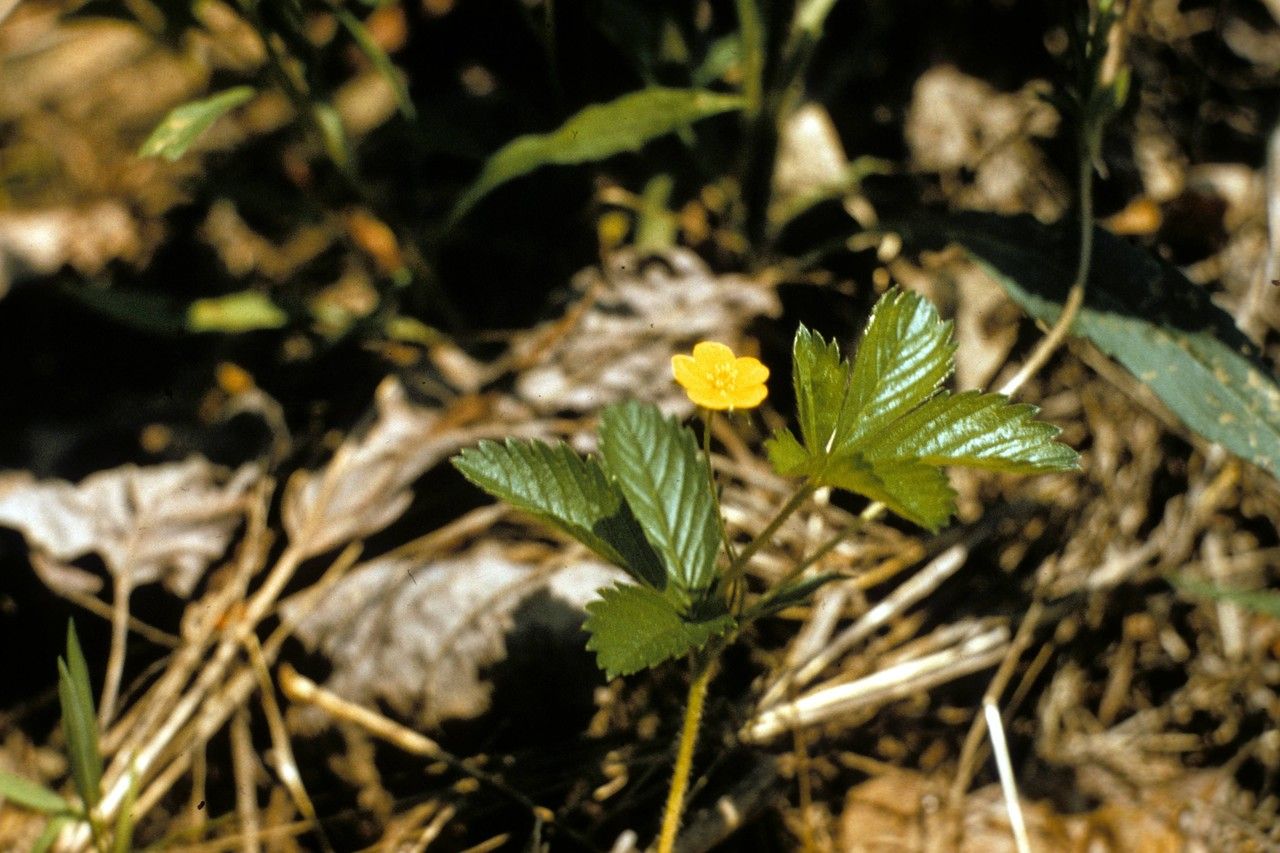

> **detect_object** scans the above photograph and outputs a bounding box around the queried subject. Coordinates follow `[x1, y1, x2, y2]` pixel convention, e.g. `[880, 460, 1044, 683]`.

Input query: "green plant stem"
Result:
[701, 411, 738, 566]
[656, 652, 716, 853]
[734, 0, 764, 119]
[998, 111, 1096, 399]
[723, 482, 816, 588]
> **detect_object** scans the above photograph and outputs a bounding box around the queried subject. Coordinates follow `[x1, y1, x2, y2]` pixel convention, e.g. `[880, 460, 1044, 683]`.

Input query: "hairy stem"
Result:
[656, 654, 716, 853]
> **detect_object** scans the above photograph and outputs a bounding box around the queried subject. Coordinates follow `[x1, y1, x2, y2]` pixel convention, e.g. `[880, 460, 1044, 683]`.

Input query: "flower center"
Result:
[708, 363, 737, 392]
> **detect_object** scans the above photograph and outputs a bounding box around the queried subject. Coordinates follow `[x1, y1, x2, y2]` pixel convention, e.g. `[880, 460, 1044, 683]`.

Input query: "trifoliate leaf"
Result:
[766, 288, 1077, 530]
[452, 439, 666, 588]
[584, 583, 735, 678]
[598, 401, 721, 595]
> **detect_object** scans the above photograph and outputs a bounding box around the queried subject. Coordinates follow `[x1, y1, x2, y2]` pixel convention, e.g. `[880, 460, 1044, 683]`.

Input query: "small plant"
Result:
[0, 621, 135, 853]
[452, 288, 1078, 850]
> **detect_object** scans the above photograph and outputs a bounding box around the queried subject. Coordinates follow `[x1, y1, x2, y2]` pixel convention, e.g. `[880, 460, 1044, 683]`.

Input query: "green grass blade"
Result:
[0, 771, 71, 814]
[450, 87, 743, 224]
[138, 87, 255, 162]
[57, 656, 102, 810]
[334, 7, 415, 119]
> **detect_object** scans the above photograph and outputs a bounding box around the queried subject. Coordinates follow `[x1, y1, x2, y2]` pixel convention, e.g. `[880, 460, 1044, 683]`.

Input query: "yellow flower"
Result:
[672, 341, 769, 411]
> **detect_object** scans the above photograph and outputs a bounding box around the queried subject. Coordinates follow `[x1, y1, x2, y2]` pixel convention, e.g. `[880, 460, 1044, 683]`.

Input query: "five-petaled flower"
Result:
[672, 341, 769, 411]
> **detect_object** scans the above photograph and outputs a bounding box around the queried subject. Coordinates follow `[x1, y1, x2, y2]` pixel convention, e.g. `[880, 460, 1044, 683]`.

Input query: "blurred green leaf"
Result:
[33, 815, 75, 853]
[599, 401, 721, 595]
[57, 652, 101, 811]
[138, 87, 255, 162]
[0, 772, 70, 814]
[914, 212, 1280, 482]
[187, 291, 288, 333]
[452, 439, 667, 588]
[111, 768, 138, 853]
[313, 101, 354, 173]
[1172, 577, 1280, 619]
[334, 7, 415, 119]
[450, 87, 743, 224]
[584, 583, 734, 678]
[692, 35, 741, 87]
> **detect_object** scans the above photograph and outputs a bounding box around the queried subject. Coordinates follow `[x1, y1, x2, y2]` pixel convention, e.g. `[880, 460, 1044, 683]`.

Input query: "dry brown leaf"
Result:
[283, 545, 625, 728]
[515, 248, 780, 415]
[0, 457, 259, 597]
[280, 377, 492, 557]
[905, 65, 1066, 222]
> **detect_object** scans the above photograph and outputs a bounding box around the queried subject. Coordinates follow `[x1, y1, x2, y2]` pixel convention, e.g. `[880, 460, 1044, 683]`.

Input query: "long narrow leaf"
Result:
[334, 7, 415, 119]
[599, 402, 722, 594]
[57, 658, 101, 810]
[138, 87, 255, 161]
[450, 88, 743, 224]
[0, 772, 70, 814]
[33, 815, 75, 853]
[452, 439, 666, 587]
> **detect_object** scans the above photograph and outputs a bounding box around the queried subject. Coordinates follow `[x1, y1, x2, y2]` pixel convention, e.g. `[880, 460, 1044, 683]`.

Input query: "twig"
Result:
[230, 707, 263, 853]
[949, 601, 1044, 808]
[742, 624, 1009, 743]
[983, 700, 1031, 853]
[98, 572, 133, 726]
[760, 539, 972, 709]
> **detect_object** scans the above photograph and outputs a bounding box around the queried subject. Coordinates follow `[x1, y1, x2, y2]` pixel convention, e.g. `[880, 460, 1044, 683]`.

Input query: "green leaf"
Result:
[837, 289, 955, 455]
[584, 584, 735, 678]
[0, 772, 70, 814]
[138, 87, 255, 161]
[766, 288, 1076, 530]
[823, 455, 957, 531]
[452, 439, 666, 588]
[791, 324, 853, 455]
[111, 768, 138, 853]
[187, 291, 288, 333]
[598, 401, 721, 594]
[57, 658, 101, 810]
[912, 212, 1280, 481]
[859, 391, 1079, 473]
[746, 572, 843, 621]
[334, 7, 415, 120]
[1172, 577, 1280, 619]
[449, 87, 743, 224]
[33, 815, 76, 853]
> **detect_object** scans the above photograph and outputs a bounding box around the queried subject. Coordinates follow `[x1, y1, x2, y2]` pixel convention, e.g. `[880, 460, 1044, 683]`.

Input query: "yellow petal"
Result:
[691, 341, 735, 367]
[672, 353, 700, 386]
[734, 356, 769, 386]
[730, 383, 768, 409]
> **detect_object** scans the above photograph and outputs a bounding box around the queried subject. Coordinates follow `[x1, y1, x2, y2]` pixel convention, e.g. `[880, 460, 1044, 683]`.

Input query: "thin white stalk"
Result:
[984, 699, 1032, 853]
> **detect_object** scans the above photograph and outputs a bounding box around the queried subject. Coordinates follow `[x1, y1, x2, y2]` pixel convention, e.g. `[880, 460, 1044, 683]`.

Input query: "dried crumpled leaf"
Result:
[838, 769, 1200, 852]
[0, 457, 260, 597]
[515, 248, 780, 415]
[905, 65, 1066, 223]
[284, 545, 626, 728]
[282, 377, 498, 557]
